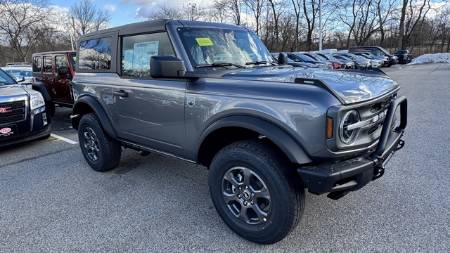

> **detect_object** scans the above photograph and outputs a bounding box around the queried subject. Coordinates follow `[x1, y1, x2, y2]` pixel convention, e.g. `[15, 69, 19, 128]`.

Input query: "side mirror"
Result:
[150, 56, 186, 78]
[57, 66, 69, 76]
[278, 53, 288, 65]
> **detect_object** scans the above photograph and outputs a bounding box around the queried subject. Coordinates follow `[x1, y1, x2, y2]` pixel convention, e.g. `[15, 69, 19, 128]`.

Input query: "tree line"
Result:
[0, 0, 448, 66]
[162, 0, 449, 54]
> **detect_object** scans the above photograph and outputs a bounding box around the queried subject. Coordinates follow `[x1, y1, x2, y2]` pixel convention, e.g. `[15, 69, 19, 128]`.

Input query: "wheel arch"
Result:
[197, 116, 312, 167]
[72, 95, 117, 139]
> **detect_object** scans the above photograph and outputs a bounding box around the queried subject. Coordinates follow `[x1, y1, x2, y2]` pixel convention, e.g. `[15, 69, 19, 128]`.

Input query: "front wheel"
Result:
[78, 113, 121, 172]
[208, 140, 304, 244]
[46, 102, 55, 118]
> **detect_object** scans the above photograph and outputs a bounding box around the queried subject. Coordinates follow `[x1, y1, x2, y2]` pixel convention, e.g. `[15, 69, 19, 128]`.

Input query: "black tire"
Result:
[78, 113, 121, 172]
[208, 140, 304, 244]
[46, 102, 55, 118]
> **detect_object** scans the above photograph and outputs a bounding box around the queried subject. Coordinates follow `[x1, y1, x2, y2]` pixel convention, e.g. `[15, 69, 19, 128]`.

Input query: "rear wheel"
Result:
[208, 140, 304, 244]
[78, 113, 121, 172]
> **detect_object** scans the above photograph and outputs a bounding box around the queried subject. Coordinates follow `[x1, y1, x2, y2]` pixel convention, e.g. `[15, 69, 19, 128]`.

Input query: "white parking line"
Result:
[50, 134, 78, 145]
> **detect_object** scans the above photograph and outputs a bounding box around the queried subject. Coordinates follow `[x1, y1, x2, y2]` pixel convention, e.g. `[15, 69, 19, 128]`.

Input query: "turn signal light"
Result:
[326, 117, 334, 139]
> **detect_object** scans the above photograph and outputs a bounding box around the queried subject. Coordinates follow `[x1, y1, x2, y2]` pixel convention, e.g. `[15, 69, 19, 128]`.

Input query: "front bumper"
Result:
[0, 108, 51, 148]
[298, 96, 407, 199]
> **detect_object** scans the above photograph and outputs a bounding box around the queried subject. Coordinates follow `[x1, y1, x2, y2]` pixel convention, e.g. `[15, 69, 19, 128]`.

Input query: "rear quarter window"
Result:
[79, 37, 113, 71]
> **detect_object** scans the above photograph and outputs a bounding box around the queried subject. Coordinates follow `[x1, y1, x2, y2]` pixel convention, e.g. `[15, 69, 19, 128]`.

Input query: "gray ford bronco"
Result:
[71, 20, 407, 244]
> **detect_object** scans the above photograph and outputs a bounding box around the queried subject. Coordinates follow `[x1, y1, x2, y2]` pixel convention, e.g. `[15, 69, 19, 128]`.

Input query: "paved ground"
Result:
[1, 64, 449, 252]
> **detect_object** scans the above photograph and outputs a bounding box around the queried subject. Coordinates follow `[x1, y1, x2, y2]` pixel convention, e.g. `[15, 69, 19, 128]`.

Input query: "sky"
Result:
[49, 0, 213, 27]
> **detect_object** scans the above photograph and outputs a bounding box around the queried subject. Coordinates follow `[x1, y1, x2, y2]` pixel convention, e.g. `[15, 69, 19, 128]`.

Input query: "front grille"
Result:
[0, 100, 26, 124]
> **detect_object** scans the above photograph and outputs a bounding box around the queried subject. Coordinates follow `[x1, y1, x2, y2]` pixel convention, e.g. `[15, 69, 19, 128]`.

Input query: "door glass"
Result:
[69, 53, 77, 69]
[32, 56, 42, 72]
[55, 55, 68, 69]
[121, 33, 175, 78]
[43, 56, 52, 73]
[79, 37, 112, 70]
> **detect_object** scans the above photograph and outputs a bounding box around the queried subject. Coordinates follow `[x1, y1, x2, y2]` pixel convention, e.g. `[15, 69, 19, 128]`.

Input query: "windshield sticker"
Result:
[196, 37, 214, 47]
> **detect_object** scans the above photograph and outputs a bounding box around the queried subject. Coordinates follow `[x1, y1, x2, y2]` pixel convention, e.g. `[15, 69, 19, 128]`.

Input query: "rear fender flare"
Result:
[72, 95, 117, 139]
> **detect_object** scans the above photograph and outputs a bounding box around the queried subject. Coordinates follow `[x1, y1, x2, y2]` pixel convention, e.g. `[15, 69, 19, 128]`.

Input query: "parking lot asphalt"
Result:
[1, 64, 449, 252]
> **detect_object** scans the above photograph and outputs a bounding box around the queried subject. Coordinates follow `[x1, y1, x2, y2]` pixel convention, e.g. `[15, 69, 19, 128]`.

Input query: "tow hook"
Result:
[373, 166, 385, 180]
[395, 139, 405, 151]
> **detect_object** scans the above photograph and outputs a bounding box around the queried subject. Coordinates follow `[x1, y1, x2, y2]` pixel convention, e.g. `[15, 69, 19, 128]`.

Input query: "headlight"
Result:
[339, 110, 360, 144]
[30, 92, 45, 110]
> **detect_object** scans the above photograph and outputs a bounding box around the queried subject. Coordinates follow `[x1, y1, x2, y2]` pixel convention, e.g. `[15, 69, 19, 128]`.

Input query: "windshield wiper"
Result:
[246, 60, 268, 65]
[246, 60, 278, 66]
[196, 62, 246, 69]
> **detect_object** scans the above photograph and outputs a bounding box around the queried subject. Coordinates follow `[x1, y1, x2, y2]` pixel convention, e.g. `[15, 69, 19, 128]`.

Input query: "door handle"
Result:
[113, 90, 128, 98]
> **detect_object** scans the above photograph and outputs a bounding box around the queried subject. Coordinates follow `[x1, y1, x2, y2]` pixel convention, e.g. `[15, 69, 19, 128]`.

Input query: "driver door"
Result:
[110, 32, 186, 154]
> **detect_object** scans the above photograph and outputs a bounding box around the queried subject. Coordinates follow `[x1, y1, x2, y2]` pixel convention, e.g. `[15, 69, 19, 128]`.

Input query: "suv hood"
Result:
[0, 85, 28, 97]
[222, 67, 398, 104]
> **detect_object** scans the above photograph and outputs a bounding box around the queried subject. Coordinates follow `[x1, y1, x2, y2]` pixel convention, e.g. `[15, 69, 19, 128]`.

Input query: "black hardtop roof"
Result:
[79, 19, 247, 40]
[32, 50, 75, 56]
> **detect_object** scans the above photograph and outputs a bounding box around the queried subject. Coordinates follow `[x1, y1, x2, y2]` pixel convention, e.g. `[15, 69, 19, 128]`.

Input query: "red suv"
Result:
[32, 51, 76, 116]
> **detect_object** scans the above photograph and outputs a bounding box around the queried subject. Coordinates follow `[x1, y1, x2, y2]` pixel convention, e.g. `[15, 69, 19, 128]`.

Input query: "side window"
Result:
[121, 32, 175, 78]
[43, 56, 52, 73]
[32, 56, 42, 72]
[69, 53, 77, 69]
[79, 37, 112, 71]
[55, 55, 68, 69]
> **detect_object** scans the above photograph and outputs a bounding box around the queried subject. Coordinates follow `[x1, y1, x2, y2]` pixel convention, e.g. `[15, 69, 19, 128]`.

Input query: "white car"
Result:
[1, 65, 33, 85]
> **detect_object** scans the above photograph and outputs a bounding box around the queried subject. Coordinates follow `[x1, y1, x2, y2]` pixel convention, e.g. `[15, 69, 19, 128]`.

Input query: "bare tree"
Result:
[302, 0, 319, 50]
[231, 0, 242, 25]
[210, 0, 228, 23]
[290, 0, 301, 51]
[0, 0, 50, 61]
[398, 0, 431, 49]
[267, 0, 283, 48]
[69, 0, 110, 39]
[244, 0, 265, 35]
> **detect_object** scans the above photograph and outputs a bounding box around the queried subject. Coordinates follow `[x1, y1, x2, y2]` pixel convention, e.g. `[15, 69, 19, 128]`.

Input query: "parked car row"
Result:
[1, 19, 408, 245]
[273, 46, 406, 71]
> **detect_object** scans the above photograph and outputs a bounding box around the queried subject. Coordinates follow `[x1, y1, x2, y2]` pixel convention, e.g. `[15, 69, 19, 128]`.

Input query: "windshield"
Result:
[178, 27, 274, 67]
[4, 69, 32, 78]
[335, 55, 351, 61]
[289, 53, 311, 62]
[0, 69, 17, 85]
[315, 54, 330, 61]
[304, 53, 320, 61]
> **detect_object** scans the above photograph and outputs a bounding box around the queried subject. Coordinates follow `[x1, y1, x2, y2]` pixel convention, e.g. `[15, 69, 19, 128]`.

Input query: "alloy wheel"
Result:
[82, 127, 100, 162]
[222, 166, 271, 225]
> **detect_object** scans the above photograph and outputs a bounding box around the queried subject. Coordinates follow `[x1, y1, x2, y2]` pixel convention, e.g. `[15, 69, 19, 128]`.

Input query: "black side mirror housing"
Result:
[278, 53, 288, 65]
[150, 56, 186, 78]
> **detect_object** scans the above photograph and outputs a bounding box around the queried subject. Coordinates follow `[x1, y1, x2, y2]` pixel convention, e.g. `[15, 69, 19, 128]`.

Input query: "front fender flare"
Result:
[72, 95, 117, 139]
[198, 116, 312, 165]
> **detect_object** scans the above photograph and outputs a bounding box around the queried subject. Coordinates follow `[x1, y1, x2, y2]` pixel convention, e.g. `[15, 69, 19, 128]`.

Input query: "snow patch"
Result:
[409, 53, 450, 65]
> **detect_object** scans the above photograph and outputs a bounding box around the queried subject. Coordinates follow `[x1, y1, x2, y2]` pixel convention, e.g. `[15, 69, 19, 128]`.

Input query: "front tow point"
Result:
[373, 166, 385, 180]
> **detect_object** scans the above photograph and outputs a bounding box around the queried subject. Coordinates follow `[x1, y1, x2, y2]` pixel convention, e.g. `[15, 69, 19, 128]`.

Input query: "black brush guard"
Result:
[297, 96, 407, 200]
